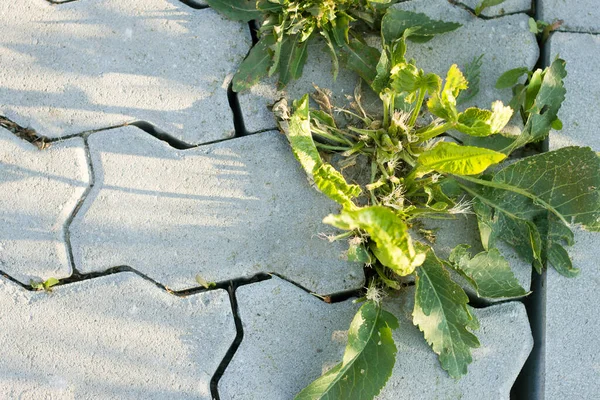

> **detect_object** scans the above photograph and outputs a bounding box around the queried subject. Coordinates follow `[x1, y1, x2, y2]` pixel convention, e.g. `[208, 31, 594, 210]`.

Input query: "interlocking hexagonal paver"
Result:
[0, 127, 88, 283]
[545, 32, 600, 399]
[220, 278, 532, 400]
[69, 127, 363, 293]
[377, 292, 532, 400]
[219, 276, 360, 399]
[0, 0, 251, 145]
[539, 0, 600, 33]
[0, 272, 235, 399]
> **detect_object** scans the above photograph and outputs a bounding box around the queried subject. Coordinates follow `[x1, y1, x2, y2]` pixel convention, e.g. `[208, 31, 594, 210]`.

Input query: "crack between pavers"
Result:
[510, 1, 546, 397]
[447, 0, 534, 19]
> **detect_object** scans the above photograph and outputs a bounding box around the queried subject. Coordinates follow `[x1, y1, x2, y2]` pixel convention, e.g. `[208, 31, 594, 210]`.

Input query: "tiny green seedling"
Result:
[30, 277, 60, 292]
[529, 17, 563, 42]
[195, 274, 217, 289]
[474, 0, 506, 16]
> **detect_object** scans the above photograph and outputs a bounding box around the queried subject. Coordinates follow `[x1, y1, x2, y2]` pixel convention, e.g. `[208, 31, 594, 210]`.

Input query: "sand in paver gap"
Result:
[545, 32, 600, 399]
[0, 0, 251, 145]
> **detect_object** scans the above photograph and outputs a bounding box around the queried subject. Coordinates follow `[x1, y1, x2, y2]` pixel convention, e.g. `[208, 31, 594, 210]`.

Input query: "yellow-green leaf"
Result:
[417, 142, 507, 176]
[324, 206, 426, 276]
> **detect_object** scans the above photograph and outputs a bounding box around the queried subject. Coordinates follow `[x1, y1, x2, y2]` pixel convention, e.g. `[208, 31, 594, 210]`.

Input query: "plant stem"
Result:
[409, 89, 426, 127]
[315, 143, 350, 151]
[418, 122, 454, 142]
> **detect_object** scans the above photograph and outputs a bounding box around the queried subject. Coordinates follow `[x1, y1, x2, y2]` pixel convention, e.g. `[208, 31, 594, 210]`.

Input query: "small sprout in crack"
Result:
[30, 277, 60, 292]
[195, 274, 217, 289]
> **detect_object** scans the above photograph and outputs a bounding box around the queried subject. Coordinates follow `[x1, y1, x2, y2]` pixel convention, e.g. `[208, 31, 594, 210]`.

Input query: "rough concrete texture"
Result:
[421, 214, 532, 298]
[238, 40, 379, 134]
[0, 0, 250, 144]
[0, 127, 88, 283]
[219, 276, 360, 399]
[545, 32, 600, 399]
[377, 290, 533, 399]
[0, 272, 235, 399]
[539, 0, 600, 33]
[458, 0, 531, 17]
[69, 127, 363, 293]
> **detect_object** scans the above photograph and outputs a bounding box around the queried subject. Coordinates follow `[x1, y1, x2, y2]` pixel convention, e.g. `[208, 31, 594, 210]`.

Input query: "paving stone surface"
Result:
[220, 277, 360, 399]
[545, 32, 600, 399]
[69, 127, 363, 293]
[220, 278, 532, 400]
[539, 0, 600, 33]
[0, 272, 235, 399]
[458, 0, 531, 17]
[0, 127, 88, 283]
[377, 291, 533, 400]
[0, 0, 251, 144]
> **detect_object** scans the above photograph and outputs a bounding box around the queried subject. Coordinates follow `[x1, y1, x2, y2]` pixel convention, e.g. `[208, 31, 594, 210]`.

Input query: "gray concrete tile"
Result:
[539, 0, 600, 33]
[0, 0, 251, 145]
[69, 127, 364, 293]
[0, 128, 88, 283]
[219, 277, 360, 399]
[377, 291, 533, 399]
[220, 278, 531, 400]
[0, 272, 235, 399]
[545, 31, 600, 399]
[458, 0, 531, 17]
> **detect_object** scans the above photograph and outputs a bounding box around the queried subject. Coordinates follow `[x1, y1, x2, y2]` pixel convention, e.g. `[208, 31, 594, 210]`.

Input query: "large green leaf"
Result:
[314, 164, 362, 210]
[455, 101, 513, 137]
[232, 35, 276, 92]
[340, 39, 379, 86]
[449, 245, 528, 299]
[205, 0, 261, 22]
[465, 147, 600, 273]
[495, 67, 530, 89]
[295, 301, 398, 400]
[324, 206, 427, 276]
[509, 58, 567, 151]
[417, 142, 507, 176]
[471, 146, 600, 230]
[382, 9, 462, 43]
[390, 63, 441, 95]
[287, 95, 322, 175]
[287, 96, 360, 209]
[413, 252, 480, 378]
[278, 35, 310, 87]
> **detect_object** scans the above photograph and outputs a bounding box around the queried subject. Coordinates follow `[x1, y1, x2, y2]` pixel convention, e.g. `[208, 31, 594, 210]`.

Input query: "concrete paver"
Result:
[219, 277, 359, 399]
[0, 127, 88, 283]
[69, 127, 364, 293]
[377, 291, 533, 400]
[0, 0, 251, 145]
[545, 32, 600, 399]
[459, 0, 531, 17]
[539, 0, 600, 33]
[0, 272, 235, 399]
[220, 278, 532, 400]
